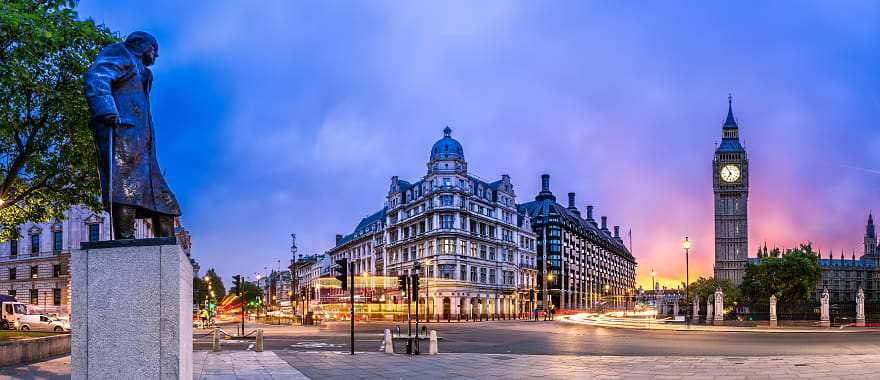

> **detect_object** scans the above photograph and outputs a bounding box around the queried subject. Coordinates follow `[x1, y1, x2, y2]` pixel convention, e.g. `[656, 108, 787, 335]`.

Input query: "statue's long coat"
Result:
[84, 39, 180, 216]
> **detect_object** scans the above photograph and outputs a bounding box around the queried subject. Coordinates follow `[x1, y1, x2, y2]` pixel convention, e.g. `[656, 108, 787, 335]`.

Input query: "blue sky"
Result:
[77, 1, 880, 287]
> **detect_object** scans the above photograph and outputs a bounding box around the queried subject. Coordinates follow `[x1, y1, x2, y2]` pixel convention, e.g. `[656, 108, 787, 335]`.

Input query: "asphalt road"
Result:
[195, 319, 880, 356]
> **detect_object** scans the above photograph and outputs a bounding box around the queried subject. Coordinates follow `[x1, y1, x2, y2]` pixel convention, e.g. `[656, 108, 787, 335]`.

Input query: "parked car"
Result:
[17, 314, 71, 333]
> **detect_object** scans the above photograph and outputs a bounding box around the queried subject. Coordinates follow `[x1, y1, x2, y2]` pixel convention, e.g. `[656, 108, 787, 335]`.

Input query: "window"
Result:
[441, 215, 454, 229]
[53, 231, 63, 252]
[53, 264, 62, 277]
[489, 247, 496, 261]
[480, 268, 487, 283]
[53, 288, 61, 306]
[441, 239, 454, 254]
[88, 224, 100, 242]
[30, 234, 39, 254]
[470, 267, 477, 282]
[30, 265, 38, 279]
[489, 269, 496, 284]
[460, 265, 467, 281]
[440, 195, 453, 206]
[8, 290, 15, 298]
[30, 289, 38, 305]
[9, 268, 16, 280]
[440, 264, 454, 280]
[10, 239, 17, 257]
[480, 245, 486, 260]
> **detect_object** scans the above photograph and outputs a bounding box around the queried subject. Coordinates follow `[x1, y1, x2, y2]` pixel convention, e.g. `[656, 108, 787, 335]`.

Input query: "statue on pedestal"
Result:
[705, 295, 713, 325]
[856, 287, 866, 327]
[692, 296, 700, 322]
[769, 294, 778, 328]
[713, 288, 724, 323]
[820, 288, 830, 327]
[84, 31, 181, 239]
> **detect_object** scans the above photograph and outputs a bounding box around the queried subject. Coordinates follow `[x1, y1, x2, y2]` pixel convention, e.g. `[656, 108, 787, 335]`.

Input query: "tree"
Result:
[230, 280, 263, 308]
[193, 277, 208, 305]
[0, 0, 118, 240]
[203, 268, 226, 300]
[687, 277, 738, 307]
[740, 243, 821, 304]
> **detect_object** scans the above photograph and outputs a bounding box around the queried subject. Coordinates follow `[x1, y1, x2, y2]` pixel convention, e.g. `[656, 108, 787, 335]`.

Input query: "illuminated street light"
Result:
[683, 236, 691, 326]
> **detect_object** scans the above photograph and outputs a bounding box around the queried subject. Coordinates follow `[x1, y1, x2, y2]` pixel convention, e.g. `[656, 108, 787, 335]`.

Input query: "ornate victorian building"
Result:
[519, 175, 637, 310]
[714, 97, 750, 285]
[328, 128, 539, 318]
[0, 206, 198, 317]
[814, 214, 880, 302]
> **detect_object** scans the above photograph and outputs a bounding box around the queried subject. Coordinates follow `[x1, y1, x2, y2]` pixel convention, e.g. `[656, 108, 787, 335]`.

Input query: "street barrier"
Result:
[255, 329, 264, 352]
[428, 330, 439, 355]
[212, 327, 221, 352]
[383, 329, 394, 354]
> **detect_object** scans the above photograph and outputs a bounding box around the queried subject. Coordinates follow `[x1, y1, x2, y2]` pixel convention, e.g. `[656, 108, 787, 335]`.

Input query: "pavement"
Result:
[4, 351, 880, 379]
[561, 313, 878, 333]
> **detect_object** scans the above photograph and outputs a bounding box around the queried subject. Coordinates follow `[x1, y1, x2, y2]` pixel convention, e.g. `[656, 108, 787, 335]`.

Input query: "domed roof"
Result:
[430, 127, 464, 161]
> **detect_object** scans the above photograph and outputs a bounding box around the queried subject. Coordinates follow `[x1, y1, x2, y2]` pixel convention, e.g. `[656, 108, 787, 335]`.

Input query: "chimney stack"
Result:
[586, 205, 594, 220]
[541, 174, 550, 192]
[601, 216, 608, 231]
[614, 226, 620, 238]
[335, 234, 343, 245]
[567, 192, 576, 209]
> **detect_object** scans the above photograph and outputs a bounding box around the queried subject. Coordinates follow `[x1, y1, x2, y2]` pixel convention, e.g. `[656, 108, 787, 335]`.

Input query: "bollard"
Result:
[429, 330, 439, 355]
[212, 327, 221, 352]
[383, 329, 394, 354]
[255, 329, 264, 352]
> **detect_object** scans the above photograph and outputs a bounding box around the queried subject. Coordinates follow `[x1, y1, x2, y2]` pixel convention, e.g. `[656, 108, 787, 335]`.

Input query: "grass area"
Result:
[0, 330, 59, 341]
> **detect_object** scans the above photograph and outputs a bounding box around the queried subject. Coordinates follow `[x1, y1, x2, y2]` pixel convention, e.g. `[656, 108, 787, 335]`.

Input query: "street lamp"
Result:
[683, 236, 692, 326]
[424, 258, 432, 318]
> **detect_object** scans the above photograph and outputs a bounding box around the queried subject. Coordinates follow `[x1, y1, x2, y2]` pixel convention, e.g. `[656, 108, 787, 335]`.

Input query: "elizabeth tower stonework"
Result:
[713, 96, 749, 285]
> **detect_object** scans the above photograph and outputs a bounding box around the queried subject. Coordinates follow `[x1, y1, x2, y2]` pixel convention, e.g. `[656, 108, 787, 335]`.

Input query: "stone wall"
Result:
[0, 334, 70, 367]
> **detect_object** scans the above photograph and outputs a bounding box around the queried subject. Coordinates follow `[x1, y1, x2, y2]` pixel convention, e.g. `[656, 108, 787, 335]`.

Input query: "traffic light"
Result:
[397, 275, 408, 292]
[411, 274, 420, 298]
[232, 275, 242, 296]
[335, 259, 348, 291]
[232, 274, 241, 296]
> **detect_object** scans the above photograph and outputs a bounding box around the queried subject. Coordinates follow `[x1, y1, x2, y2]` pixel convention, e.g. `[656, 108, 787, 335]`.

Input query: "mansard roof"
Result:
[336, 207, 386, 247]
[518, 199, 635, 263]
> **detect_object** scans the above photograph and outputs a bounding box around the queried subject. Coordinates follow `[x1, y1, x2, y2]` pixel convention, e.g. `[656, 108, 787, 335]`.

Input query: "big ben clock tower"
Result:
[713, 95, 749, 285]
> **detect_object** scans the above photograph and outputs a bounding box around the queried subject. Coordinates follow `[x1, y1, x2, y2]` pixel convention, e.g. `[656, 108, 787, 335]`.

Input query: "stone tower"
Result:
[865, 213, 876, 256]
[713, 95, 749, 285]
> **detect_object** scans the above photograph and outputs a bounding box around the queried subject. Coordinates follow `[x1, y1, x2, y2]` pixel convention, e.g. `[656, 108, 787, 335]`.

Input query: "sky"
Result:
[77, 1, 880, 289]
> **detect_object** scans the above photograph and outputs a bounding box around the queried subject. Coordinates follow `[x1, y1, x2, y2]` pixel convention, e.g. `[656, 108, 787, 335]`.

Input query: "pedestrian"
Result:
[533, 307, 539, 321]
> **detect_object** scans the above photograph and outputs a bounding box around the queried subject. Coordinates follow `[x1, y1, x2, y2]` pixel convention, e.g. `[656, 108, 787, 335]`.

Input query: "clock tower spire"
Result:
[713, 95, 749, 285]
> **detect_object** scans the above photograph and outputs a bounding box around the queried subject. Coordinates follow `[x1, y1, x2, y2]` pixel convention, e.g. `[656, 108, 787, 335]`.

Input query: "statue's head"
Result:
[124, 31, 159, 67]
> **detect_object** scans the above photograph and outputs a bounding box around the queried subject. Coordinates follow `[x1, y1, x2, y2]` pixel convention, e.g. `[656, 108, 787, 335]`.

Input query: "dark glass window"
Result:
[53, 264, 62, 277]
[30, 265, 38, 279]
[8, 290, 15, 298]
[441, 215, 454, 229]
[9, 268, 16, 280]
[53, 231, 63, 252]
[30, 289, 38, 305]
[88, 224, 100, 242]
[9, 239, 17, 257]
[30, 234, 40, 254]
[53, 288, 62, 306]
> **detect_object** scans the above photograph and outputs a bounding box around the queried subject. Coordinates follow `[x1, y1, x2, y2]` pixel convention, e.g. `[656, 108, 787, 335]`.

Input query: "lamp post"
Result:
[546, 272, 555, 320]
[683, 236, 692, 326]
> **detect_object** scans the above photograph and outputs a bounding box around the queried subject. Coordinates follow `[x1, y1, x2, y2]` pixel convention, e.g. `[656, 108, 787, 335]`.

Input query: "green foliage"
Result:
[0, 0, 118, 240]
[230, 280, 263, 306]
[740, 243, 821, 304]
[204, 268, 226, 300]
[193, 277, 208, 304]
[686, 276, 738, 307]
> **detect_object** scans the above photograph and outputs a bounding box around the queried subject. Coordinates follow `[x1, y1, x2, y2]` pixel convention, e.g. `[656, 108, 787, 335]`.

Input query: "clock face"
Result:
[720, 164, 740, 183]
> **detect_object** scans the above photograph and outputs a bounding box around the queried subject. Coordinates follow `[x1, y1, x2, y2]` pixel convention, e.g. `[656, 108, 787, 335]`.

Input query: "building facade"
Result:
[0, 206, 198, 317]
[328, 128, 539, 318]
[814, 214, 880, 302]
[714, 97, 750, 285]
[519, 175, 637, 310]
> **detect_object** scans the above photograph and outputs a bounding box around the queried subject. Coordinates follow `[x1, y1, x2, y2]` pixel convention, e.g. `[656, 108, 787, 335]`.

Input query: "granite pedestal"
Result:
[72, 238, 192, 380]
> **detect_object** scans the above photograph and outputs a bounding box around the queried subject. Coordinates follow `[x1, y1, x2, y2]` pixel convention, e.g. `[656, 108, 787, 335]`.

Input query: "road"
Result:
[196, 319, 880, 356]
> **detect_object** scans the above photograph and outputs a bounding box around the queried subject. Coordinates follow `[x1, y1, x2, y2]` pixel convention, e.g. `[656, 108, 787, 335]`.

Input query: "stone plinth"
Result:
[72, 238, 192, 380]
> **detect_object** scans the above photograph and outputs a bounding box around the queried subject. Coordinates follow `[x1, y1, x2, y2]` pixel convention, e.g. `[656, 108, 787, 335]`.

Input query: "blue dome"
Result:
[430, 127, 464, 161]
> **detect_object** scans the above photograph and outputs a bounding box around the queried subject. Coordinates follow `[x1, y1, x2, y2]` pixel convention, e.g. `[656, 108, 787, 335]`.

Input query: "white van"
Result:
[17, 314, 70, 333]
[1, 301, 29, 330]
